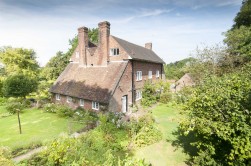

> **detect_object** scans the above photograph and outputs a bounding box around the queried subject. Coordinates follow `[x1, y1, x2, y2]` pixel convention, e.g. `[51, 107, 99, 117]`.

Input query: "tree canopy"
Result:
[0, 47, 39, 77]
[164, 57, 195, 80]
[2, 74, 38, 98]
[232, 0, 251, 29]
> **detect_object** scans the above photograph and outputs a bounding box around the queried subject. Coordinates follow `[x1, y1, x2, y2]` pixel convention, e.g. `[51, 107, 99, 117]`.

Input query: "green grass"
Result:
[134, 103, 188, 166]
[0, 108, 84, 150]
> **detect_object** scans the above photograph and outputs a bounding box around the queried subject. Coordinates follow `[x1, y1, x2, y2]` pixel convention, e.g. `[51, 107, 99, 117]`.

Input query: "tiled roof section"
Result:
[49, 62, 128, 103]
[112, 36, 165, 64]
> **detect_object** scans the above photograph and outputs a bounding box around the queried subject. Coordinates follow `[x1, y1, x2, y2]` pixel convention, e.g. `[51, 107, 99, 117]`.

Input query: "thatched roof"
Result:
[49, 61, 128, 103]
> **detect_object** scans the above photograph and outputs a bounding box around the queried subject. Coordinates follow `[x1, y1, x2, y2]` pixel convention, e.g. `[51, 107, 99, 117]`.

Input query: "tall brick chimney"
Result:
[98, 21, 110, 65]
[78, 27, 88, 66]
[145, 43, 152, 50]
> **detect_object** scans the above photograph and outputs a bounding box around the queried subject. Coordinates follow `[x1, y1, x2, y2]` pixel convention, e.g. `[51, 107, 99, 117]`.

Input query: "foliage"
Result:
[42, 103, 58, 113]
[24, 111, 162, 165]
[141, 80, 172, 106]
[174, 86, 194, 104]
[56, 105, 75, 118]
[180, 64, 251, 165]
[0, 147, 13, 166]
[5, 102, 25, 114]
[2, 74, 38, 98]
[0, 47, 39, 78]
[224, 26, 251, 62]
[187, 44, 229, 82]
[232, 0, 251, 29]
[141, 81, 158, 106]
[88, 28, 98, 44]
[159, 91, 172, 103]
[129, 114, 162, 147]
[164, 57, 195, 80]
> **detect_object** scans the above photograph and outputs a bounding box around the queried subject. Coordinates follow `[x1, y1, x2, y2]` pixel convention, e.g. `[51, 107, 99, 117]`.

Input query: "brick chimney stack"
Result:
[78, 27, 88, 66]
[98, 21, 110, 65]
[145, 43, 152, 50]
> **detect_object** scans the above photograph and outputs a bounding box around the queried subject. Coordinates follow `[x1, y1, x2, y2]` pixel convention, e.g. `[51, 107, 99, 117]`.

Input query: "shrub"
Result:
[5, 102, 24, 114]
[141, 81, 158, 106]
[128, 114, 162, 147]
[0, 97, 7, 105]
[180, 65, 251, 165]
[42, 103, 57, 113]
[0, 147, 13, 166]
[159, 91, 172, 103]
[56, 105, 74, 117]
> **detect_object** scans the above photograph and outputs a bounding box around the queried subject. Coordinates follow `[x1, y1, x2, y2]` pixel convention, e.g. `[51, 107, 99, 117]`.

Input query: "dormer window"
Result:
[75, 51, 79, 59]
[110, 48, 119, 56]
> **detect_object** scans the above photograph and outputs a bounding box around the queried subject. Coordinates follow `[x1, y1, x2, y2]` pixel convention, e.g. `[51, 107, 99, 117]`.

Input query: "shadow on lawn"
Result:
[167, 128, 199, 165]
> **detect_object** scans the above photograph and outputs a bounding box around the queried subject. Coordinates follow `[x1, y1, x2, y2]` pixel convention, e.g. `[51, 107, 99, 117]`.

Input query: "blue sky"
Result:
[0, 0, 242, 66]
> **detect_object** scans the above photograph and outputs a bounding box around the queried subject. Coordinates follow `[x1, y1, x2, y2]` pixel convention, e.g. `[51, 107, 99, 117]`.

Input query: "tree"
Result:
[2, 74, 38, 134]
[224, 26, 251, 62]
[187, 44, 229, 82]
[0, 47, 39, 77]
[232, 0, 251, 29]
[164, 57, 195, 80]
[88, 28, 98, 44]
[2, 74, 38, 98]
[180, 64, 251, 165]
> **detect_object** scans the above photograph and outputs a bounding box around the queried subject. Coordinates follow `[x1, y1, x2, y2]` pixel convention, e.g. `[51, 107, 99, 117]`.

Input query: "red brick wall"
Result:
[109, 61, 132, 112]
[109, 36, 130, 62]
[52, 94, 107, 112]
[133, 61, 164, 90]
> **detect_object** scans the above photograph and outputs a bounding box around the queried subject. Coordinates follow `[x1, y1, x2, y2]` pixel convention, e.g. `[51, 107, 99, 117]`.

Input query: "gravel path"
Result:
[12, 146, 45, 163]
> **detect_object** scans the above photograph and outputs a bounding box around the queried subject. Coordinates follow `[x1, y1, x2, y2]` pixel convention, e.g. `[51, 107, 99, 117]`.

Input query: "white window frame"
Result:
[136, 90, 142, 101]
[136, 71, 142, 81]
[79, 99, 84, 106]
[156, 70, 160, 78]
[110, 48, 119, 56]
[92, 101, 99, 110]
[67, 96, 72, 103]
[56, 94, 61, 100]
[75, 51, 79, 59]
[148, 71, 152, 79]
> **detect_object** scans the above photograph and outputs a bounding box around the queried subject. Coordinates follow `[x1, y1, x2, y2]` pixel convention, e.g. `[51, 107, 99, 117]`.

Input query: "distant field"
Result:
[134, 103, 188, 166]
[0, 107, 83, 150]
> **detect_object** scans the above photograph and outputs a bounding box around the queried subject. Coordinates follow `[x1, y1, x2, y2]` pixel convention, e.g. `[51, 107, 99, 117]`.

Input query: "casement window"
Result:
[67, 96, 72, 103]
[110, 48, 119, 56]
[56, 94, 61, 100]
[156, 70, 160, 78]
[148, 71, 152, 79]
[92, 101, 99, 110]
[75, 51, 79, 59]
[136, 90, 142, 101]
[79, 99, 84, 106]
[136, 71, 142, 81]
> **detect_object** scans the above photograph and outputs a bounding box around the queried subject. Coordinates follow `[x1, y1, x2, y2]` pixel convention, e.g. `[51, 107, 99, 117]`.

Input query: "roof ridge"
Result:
[111, 35, 153, 52]
[111, 35, 165, 64]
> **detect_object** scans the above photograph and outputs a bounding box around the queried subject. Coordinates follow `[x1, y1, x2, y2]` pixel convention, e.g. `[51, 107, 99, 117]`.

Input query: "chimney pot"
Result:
[78, 26, 88, 66]
[145, 42, 152, 50]
[98, 21, 110, 65]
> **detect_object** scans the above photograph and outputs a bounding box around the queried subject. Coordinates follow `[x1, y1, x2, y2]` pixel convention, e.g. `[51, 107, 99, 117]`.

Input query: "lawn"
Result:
[0, 107, 84, 150]
[134, 103, 189, 166]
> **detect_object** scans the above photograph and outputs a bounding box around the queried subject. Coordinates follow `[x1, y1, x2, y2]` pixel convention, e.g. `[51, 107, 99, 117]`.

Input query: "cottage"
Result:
[171, 73, 194, 92]
[49, 21, 165, 113]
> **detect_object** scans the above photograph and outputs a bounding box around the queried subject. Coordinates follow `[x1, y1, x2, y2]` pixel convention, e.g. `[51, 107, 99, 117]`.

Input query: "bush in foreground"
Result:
[180, 64, 251, 165]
